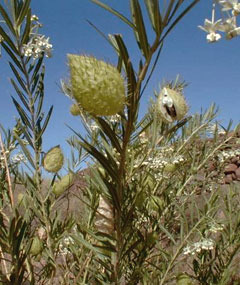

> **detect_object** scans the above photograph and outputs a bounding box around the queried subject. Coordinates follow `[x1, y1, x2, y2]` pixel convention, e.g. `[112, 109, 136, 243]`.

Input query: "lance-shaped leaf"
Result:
[144, 0, 162, 36]
[10, 78, 30, 111]
[91, 0, 135, 29]
[96, 117, 122, 153]
[0, 25, 18, 54]
[13, 133, 35, 168]
[130, 0, 150, 58]
[114, 34, 136, 97]
[21, 8, 31, 45]
[0, 4, 16, 36]
[161, 0, 200, 42]
[16, 0, 31, 26]
[12, 97, 31, 129]
[9, 62, 28, 93]
[1, 42, 24, 72]
[35, 105, 53, 142]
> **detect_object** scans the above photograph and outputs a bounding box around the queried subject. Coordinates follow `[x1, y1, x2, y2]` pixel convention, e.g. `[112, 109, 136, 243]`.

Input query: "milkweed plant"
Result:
[0, 0, 240, 284]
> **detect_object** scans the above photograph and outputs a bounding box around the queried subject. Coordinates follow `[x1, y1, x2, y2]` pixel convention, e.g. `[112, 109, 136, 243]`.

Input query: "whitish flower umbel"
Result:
[42, 146, 64, 173]
[218, 16, 240, 39]
[198, 18, 222, 42]
[68, 54, 126, 116]
[157, 87, 188, 123]
[183, 238, 214, 255]
[218, 0, 240, 15]
[22, 35, 52, 58]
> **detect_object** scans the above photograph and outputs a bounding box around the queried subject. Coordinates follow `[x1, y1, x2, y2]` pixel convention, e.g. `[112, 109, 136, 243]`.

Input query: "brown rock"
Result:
[237, 160, 240, 167]
[232, 172, 237, 180]
[223, 174, 233, 184]
[208, 161, 216, 172]
[235, 168, 240, 181]
[224, 164, 238, 174]
[231, 157, 238, 164]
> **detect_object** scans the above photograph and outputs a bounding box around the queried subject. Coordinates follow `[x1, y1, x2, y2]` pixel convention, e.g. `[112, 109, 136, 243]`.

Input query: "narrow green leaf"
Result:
[161, 0, 200, 42]
[0, 25, 19, 54]
[13, 133, 35, 168]
[130, 0, 150, 58]
[10, 78, 30, 111]
[0, 4, 16, 36]
[1, 42, 24, 72]
[35, 91, 44, 120]
[30, 56, 44, 85]
[91, 0, 135, 29]
[21, 9, 31, 45]
[21, 126, 34, 149]
[144, 0, 162, 36]
[163, 0, 175, 26]
[17, 0, 31, 26]
[97, 117, 122, 153]
[12, 96, 31, 129]
[36, 105, 53, 140]
[9, 62, 28, 93]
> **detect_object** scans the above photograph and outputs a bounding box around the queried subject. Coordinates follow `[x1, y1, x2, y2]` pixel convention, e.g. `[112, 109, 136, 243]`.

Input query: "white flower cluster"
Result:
[11, 153, 26, 164]
[218, 149, 240, 162]
[208, 221, 224, 233]
[22, 35, 52, 59]
[59, 236, 74, 256]
[0, 144, 16, 169]
[199, 1, 240, 43]
[183, 238, 214, 255]
[109, 114, 121, 123]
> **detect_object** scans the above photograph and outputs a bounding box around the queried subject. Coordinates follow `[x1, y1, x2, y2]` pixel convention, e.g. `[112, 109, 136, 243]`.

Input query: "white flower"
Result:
[199, 18, 223, 42]
[218, 16, 240, 39]
[183, 238, 214, 255]
[22, 35, 53, 59]
[31, 14, 39, 21]
[218, 0, 240, 15]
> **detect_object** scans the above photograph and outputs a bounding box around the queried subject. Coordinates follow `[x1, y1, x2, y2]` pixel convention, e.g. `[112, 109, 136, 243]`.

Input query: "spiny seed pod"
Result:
[157, 87, 188, 123]
[52, 173, 74, 197]
[70, 103, 81, 116]
[43, 146, 64, 173]
[30, 237, 43, 256]
[176, 274, 193, 285]
[68, 54, 125, 116]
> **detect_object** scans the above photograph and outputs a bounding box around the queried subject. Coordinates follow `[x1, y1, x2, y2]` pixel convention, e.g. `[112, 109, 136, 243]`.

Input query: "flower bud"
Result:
[52, 173, 74, 197]
[43, 146, 64, 173]
[68, 54, 125, 116]
[157, 87, 188, 123]
[70, 103, 81, 116]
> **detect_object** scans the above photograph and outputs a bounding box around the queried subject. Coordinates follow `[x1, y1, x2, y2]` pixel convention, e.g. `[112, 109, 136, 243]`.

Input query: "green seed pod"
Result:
[68, 54, 125, 116]
[157, 87, 188, 123]
[52, 173, 74, 197]
[70, 103, 81, 116]
[30, 237, 43, 256]
[164, 163, 177, 173]
[43, 146, 64, 173]
[177, 274, 193, 285]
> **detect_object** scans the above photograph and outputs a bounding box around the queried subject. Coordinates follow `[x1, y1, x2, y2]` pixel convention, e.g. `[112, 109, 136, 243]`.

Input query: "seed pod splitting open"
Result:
[68, 54, 125, 116]
[157, 87, 188, 123]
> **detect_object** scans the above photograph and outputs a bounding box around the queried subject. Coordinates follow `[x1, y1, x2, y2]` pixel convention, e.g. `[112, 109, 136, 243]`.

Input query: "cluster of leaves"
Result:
[0, 0, 240, 284]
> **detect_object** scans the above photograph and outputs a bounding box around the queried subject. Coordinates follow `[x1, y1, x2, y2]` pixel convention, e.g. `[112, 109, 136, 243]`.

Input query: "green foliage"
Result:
[0, 0, 240, 284]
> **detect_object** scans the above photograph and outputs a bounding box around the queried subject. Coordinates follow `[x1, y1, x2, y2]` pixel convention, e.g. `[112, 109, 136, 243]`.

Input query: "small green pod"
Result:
[52, 173, 74, 197]
[42, 146, 64, 173]
[177, 274, 193, 285]
[30, 237, 43, 256]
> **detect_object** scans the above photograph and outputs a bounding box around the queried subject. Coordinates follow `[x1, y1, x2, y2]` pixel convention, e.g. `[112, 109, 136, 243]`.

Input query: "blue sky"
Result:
[0, 0, 240, 164]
